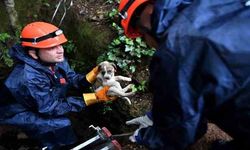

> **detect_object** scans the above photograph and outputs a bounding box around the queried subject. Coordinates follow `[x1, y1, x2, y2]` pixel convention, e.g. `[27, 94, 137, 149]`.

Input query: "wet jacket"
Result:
[138, 0, 250, 149]
[0, 44, 91, 146]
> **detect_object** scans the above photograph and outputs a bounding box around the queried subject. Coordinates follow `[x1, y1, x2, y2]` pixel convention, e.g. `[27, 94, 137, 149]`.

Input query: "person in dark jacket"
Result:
[119, 0, 250, 149]
[0, 21, 115, 150]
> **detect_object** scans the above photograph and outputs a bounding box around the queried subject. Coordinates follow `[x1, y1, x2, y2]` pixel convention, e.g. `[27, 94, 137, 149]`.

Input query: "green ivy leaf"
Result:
[125, 45, 133, 52]
[140, 41, 147, 48]
[129, 65, 136, 73]
[135, 37, 142, 44]
[0, 33, 10, 42]
[125, 38, 134, 45]
[119, 36, 125, 41]
[107, 52, 115, 61]
[113, 39, 121, 45]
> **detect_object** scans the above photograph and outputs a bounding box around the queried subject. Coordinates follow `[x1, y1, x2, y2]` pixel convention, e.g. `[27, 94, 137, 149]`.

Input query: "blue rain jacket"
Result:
[137, 0, 250, 149]
[0, 44, 91, 147]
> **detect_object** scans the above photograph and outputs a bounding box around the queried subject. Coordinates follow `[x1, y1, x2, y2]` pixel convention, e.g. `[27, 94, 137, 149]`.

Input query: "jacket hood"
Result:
[152, 0, 192, 39]
[9, 44, 51, 73]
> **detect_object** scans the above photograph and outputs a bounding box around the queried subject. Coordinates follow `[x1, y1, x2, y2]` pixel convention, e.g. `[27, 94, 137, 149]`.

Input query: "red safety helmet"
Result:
[20, 22, 67, 48]
[118, 0, 149, 38]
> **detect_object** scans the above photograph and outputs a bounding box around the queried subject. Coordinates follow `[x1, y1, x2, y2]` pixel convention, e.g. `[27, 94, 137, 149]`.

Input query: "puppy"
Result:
[95, 61, 134, 104]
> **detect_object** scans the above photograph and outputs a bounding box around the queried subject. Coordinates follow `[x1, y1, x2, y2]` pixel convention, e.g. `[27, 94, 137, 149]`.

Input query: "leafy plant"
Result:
[0, 33, 10, 44]
[63, 40, 86, 71]
[108, 8, 118, 19]
[132, 80, 147, 93]
[97, 22, 155, 74]
[102, 101, 113, 114]
[41, 0, 50, 7]
[64, 40, 76, 54]
[0, 33, 14, 67]
[105, 0, 120, 4]
[97, 1, 155, 93]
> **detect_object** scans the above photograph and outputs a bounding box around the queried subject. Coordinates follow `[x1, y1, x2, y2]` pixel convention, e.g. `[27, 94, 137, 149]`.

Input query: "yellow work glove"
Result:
[86, 66, 100, 84]
[83, 86, 117, 106]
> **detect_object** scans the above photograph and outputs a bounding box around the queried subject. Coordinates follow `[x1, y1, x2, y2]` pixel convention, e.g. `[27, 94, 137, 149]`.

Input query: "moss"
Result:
[0, 0, 47, 33]
[0, 1, 9, 33]
[63, 17, 112, 71]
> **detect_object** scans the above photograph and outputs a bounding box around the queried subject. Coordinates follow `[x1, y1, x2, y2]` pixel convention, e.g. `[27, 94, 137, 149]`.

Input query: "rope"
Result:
[51, 0, 73, 26]
[111, 132, 133, 137]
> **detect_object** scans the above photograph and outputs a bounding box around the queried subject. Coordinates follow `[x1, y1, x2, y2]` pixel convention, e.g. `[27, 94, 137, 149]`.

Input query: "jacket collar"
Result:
[9, 44, 53, 74]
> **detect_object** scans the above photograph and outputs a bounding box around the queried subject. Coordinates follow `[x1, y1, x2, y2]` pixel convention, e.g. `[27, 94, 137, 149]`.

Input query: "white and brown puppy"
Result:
[95, 61, 134, 104]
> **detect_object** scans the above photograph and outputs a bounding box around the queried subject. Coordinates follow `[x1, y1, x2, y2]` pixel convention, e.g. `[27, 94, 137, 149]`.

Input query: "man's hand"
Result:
[86, 66, 100, 84]
[83, 86, 117, 106]
[126, 114, 153, 142]
[95, 86, 117, 102]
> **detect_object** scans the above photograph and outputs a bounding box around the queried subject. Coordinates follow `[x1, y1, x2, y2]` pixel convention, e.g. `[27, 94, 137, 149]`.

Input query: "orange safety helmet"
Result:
[118, 0, 149, 38]
[20, 22, 67, 49]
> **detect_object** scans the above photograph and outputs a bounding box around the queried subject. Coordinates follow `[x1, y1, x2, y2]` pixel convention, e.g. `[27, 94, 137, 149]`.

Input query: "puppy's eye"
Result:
[102, 71, 105, 75]
[107, 70, 112, 74]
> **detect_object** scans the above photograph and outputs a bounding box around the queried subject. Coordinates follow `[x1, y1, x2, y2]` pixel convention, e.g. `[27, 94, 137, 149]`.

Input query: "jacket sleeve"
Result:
[152, 0, 192, 39]
[22, 73, 86, 116]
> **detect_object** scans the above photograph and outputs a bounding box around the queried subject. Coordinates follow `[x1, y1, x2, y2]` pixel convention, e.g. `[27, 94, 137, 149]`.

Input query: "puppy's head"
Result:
[97, 61, 116, 82]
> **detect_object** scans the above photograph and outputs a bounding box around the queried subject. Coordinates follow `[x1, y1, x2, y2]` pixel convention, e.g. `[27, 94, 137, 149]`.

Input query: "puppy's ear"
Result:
[110, 63, 117, 71]
[97, 62, 105, 72]
[98, 62, 104, 67]
[96, 72, 103, 82]
[98, 61, 109, 65]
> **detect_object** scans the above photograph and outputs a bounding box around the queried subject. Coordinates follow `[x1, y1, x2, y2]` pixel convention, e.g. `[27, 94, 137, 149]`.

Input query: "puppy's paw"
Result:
[127, 84, 134, 89]
[130, 91, 136, 96]
[122, 77, 132, 82]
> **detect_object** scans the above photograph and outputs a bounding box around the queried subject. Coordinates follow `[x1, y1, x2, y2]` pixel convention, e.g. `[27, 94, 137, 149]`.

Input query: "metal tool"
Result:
[71, 125, 122, 150]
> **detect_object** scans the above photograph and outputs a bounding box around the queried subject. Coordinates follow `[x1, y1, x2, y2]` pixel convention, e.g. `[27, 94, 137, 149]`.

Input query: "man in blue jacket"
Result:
[0, 21, 115, 150]
[119, 0, 250, 149]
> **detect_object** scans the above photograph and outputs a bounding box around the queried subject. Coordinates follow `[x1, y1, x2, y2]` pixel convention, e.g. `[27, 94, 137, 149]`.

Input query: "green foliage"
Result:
[64, 40, 76, 54]
[0, 33, 13, 67]
[97, 22, 155, 74]
[105, 0, 120, 4]
[0, 33, 10, 42]
[108, 8, 119, 19]
[102, 101, 113, 114]
[14, 26, 22, 40]
[97, 1, 155, 93]
[132, 80, 147, 93]
[63, 40, 87, 71]
[41, 0, 50, 7]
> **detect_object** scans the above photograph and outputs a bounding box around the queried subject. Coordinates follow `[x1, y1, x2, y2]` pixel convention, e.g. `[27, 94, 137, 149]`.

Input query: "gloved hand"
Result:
[126, 114, 153, 142]
[83, 86, 117, 106]
[86, 65, 100, 84]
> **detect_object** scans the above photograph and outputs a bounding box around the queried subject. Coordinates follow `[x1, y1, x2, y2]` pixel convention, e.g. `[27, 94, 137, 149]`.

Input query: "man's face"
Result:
[137, 4, 158, 49]
[38, 45, 64, 63]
